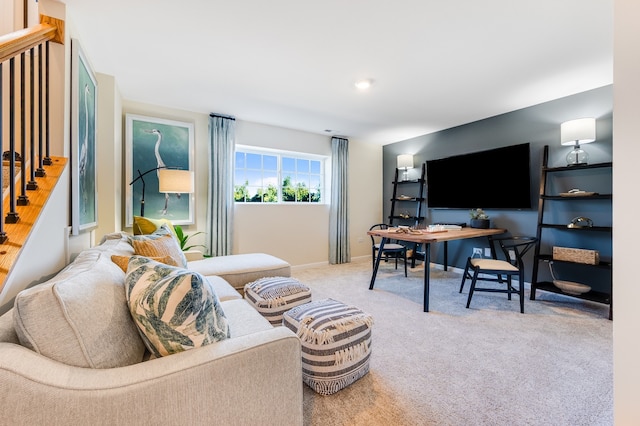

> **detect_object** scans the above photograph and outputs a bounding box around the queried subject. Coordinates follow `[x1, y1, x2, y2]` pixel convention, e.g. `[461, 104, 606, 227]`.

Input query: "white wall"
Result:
[613, 1, 640, 423]
[95, 72, 123, 239]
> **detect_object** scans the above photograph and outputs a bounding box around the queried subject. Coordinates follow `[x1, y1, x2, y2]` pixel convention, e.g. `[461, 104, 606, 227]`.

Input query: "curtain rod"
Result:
[209, 113, 236, 120]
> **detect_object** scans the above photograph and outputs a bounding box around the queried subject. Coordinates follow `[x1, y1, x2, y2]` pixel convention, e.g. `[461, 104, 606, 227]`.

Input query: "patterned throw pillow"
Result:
[128, 225, 188, 267]
[124, 256, 230, 357]
[111, 254, 179, 273]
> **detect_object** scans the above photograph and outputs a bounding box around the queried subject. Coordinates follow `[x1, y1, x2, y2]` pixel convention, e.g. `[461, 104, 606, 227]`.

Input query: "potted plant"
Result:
[469, 208, 490, 229]
[173, 225, 206, 252]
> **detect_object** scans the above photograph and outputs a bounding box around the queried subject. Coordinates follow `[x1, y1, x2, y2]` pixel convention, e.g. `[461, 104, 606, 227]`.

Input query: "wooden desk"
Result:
[368, 227, 506, 312]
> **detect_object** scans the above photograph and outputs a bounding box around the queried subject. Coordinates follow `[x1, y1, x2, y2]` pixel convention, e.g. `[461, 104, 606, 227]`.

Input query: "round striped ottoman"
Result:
[283, 298, 373, 395]
[244, 277, 312, 326]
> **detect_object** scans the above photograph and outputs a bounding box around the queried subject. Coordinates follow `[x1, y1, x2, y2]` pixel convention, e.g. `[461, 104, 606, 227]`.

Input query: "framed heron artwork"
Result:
[125, 114, 194, 227]
[71, 39, 98, 235]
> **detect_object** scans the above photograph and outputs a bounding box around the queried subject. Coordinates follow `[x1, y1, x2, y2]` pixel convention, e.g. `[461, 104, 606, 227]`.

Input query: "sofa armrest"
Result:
[183, 249, 204, 261]
[0, 327, 303, 425]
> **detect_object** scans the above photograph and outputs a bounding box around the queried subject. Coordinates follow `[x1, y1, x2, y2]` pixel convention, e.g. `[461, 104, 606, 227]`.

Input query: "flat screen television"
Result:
[426, 143, 532, 209]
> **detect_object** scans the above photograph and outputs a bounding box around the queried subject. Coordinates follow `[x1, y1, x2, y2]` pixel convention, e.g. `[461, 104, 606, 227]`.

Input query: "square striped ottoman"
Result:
[283, 298, 373, 395]
[244, 277, 312, 326]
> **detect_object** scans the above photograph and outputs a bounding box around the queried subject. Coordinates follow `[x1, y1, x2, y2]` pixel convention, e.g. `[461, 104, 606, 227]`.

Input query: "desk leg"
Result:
[443, 241, 448, 271]
[423, 243, 431, 312]
[369, 237, 387, 290]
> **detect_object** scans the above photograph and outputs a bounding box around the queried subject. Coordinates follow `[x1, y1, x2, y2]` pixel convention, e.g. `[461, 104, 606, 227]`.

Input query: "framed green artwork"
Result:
[71, 38, 98, 235]
[125, 114, 194, 226]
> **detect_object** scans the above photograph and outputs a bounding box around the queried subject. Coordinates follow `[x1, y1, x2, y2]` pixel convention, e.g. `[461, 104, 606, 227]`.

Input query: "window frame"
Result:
[234, 145, 328, 204]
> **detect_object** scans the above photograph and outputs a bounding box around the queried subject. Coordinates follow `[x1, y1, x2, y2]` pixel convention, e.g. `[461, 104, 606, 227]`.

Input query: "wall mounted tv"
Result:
[426, 143, 532, 209]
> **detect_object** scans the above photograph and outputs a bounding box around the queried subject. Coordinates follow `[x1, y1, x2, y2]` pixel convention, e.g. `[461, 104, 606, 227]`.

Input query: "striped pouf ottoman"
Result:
[283, 298, 373, 395]
[244, 277, 312, 326]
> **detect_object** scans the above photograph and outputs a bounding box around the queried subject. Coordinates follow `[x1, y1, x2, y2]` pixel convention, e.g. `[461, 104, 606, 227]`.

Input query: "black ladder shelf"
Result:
[388, 162, 426, 266]
[530, 145, 613, 319]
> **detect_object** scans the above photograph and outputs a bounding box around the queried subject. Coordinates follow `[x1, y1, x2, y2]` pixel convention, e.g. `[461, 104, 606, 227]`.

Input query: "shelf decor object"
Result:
[397, 154, 414, 181]
[553, 246, 599, 265]
[548, 261, 591, 295]
[560, 117, 596, 166]
[469, 208, 490, 229]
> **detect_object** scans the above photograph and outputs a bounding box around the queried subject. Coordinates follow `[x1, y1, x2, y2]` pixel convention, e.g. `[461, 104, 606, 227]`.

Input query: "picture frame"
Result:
[70, 38, 98, 235]
[125, 114, 194, 226]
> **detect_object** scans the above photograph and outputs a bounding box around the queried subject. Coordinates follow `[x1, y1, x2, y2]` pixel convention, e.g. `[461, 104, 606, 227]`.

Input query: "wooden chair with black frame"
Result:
[459, 236, 538, 313]
[369, 223, 408, 277]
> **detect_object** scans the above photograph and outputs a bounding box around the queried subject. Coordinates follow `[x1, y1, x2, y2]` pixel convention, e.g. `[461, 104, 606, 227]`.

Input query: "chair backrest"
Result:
[369, 223, 391, 245]
[494, 236, 538, 270]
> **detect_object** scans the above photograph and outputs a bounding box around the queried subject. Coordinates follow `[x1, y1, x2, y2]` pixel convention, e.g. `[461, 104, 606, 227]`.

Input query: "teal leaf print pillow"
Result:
[124, 256, 230, 357]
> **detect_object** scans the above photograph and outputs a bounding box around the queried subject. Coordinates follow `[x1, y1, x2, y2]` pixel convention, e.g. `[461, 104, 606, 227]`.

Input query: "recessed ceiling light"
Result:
[354, 79, 373, 90]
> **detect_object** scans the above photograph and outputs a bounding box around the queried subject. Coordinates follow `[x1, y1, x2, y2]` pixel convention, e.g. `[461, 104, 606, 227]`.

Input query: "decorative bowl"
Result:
[552, 280, 591, 295]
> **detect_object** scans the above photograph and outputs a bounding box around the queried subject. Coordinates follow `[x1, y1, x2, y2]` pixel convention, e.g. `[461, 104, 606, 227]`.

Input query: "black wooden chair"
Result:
[369, 223, 408, 277]
[459, 236, 537, 313]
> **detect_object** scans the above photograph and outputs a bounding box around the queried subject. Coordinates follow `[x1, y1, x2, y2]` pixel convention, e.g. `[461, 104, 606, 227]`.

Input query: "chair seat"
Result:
[374, 243, 405, 251]
[470, 258, 518, 272]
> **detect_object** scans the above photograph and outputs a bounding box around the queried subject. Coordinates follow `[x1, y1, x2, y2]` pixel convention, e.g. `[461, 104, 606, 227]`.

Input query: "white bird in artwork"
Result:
[79, 83, 90, 213]
[144, 128, 181, 215]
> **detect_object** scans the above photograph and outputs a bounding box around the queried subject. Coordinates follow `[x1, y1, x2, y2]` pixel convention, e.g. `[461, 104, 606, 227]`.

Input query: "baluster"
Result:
[17, 52, 29, 205]
[43, 41, 52, 166]
[35, 43, 45, 177]
[0, 62, 7, 243]
[27, 47, 37, 190]
[6, 57, 19, 223]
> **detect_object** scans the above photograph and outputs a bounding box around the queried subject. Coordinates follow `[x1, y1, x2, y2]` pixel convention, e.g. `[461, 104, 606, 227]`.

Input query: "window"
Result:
[234, 146, 326, 203]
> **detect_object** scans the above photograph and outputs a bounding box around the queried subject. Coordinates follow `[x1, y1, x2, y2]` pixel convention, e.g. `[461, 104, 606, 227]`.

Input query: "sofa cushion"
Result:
[125, 256, 230, 357]
[111, 254, 179, 273]
[206, 276, 242, 302]
[188, 253, 291, 292]
[13, 250, 146, 368]
[128, 225, 187, 268]
[220, 299, 274, 337]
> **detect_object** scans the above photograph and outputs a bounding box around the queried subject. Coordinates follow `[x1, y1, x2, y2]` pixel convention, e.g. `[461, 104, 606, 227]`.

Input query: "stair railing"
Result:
[0, 18, 64, 243]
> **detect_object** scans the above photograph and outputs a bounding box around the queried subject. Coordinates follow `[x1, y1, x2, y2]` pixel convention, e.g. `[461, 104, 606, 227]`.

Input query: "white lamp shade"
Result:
[158, 169, 194, 193]
[560, 118, 596, 146]
[397, 154, 414, 169]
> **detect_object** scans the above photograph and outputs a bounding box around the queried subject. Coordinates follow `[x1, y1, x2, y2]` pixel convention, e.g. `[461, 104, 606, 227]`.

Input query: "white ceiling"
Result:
[61, 0, 612, 145]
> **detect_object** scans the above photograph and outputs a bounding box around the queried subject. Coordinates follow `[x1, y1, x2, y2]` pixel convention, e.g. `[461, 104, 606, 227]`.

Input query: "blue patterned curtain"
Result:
[207, 114, 235, 256]
[329, 136, 350, 264]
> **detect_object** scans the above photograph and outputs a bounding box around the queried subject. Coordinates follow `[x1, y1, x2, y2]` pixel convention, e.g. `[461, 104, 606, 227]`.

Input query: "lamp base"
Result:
[566, 146, 589, 166]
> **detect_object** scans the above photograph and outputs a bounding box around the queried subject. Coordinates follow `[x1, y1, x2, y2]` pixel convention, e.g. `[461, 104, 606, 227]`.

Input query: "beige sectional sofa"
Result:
[0, 232, 303, 425]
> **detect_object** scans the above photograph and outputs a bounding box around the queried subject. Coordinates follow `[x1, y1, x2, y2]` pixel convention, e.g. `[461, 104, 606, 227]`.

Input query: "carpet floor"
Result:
[291, 259, 612, 426]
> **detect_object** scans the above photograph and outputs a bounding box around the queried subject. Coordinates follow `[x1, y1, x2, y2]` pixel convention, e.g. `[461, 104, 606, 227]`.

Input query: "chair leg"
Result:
[507, 276, 512, 301]
[466, 269, 479, 309]
[459, 259, 471, 293]
[519, 272, 525, 314]
[403, 250, 408, 277]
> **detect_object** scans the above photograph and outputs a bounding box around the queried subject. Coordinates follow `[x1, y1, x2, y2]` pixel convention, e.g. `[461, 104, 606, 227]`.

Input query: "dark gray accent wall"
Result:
[382, 85, 613, 287]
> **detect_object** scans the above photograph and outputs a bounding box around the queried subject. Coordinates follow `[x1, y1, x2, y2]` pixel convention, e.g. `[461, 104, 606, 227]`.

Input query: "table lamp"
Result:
[397, 154, 414, 181]
[560, 118, 596, 166]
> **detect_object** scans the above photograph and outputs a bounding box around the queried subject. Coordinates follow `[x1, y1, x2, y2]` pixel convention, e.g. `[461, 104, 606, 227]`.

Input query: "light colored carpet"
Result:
[292, 259, 612, 426]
